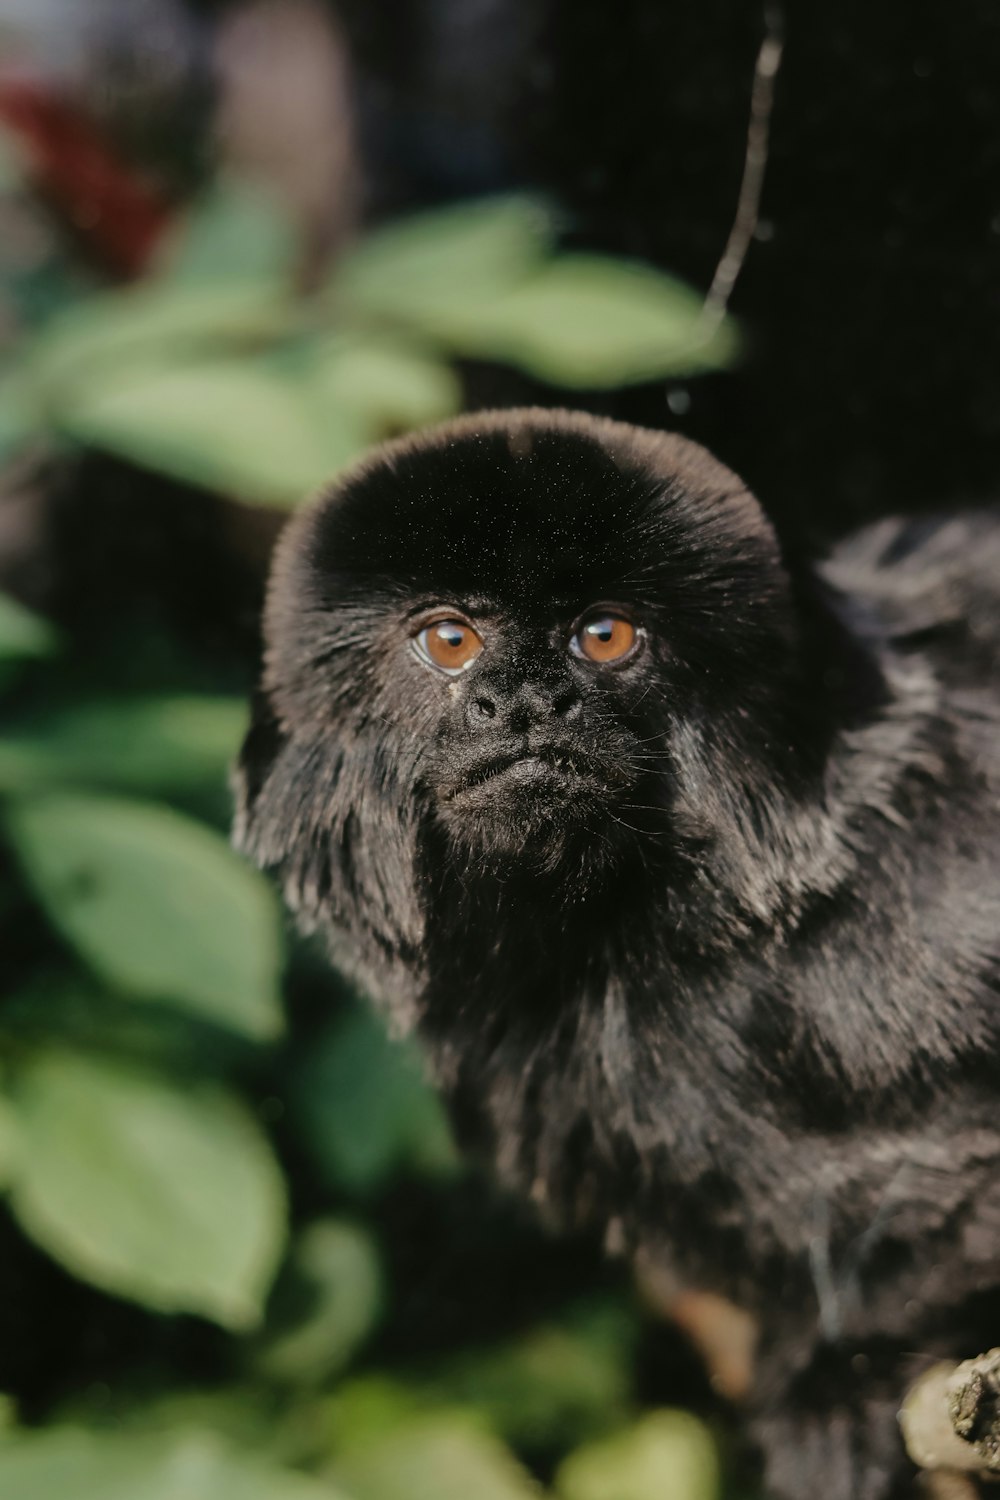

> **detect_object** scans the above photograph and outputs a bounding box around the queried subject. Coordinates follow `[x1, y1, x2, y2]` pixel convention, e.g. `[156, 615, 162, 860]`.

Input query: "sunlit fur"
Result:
[235, 409, 1000, 1500]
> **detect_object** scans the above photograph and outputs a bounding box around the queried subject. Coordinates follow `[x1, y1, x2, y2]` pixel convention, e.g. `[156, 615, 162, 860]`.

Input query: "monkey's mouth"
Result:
[446, 747, 610, 804]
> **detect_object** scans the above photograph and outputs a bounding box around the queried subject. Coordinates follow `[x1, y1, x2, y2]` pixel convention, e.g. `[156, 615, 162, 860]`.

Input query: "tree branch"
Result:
[902, 1349, 1000, 1479]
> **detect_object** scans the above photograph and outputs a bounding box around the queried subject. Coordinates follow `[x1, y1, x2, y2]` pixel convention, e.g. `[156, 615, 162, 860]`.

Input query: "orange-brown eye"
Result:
[414, 619, 484, 674]
[571, 612, 638, 664]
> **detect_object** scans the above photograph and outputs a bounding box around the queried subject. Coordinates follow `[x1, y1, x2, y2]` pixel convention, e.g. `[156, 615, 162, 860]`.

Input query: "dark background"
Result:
[342, 0, 1000, 540]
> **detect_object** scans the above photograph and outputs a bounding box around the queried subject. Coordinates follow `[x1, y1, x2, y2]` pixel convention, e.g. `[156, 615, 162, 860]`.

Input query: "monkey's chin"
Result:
[435, 758, 613, 867]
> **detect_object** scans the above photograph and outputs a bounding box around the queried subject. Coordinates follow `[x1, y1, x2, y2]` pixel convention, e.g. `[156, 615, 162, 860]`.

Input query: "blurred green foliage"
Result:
[1, 180, 737, 505]
[0, 162, 740, 1498]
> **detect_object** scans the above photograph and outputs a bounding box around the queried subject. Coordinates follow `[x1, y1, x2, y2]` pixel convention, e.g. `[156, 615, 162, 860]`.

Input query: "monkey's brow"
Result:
[401, 585, 612, 617]
[402, 597, 486, 618]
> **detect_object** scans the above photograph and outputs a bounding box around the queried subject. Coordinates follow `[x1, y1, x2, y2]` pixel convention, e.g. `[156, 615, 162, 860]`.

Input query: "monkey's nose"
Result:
[466, 679, 581, 733]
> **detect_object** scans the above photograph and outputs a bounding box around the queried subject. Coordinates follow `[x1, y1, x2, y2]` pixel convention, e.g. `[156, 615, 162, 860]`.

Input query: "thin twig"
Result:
[697, 4, 784, 343]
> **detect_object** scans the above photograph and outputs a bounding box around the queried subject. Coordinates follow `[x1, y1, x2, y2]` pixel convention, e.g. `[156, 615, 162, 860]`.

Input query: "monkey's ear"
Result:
[231, 688, 288, 856]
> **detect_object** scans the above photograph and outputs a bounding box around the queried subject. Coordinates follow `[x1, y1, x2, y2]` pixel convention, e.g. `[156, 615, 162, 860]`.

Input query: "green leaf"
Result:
[0, 1091, 19, 1188]
[327, 1303, 636, 1459]
[69, 1387, 288, 1452]
[331, 1417, 539, 1500]
[256, 1220, 383, 1385]
[0, 974, 256, 1077]
[0, 374, 42, 469]
[0, 695, 246, 794]
[334, 194, 736, 387]
[7, 1051, 287, 1328]
[55, 358, 362, 506]
[0, 1427, 346, 1500]
[0, 591, 57, 661]
[424, 1312, 633, 1453]
[158, 177, 298, 285]
[25, 282, 291, 404]
[398, 256, 739, 387]
[556, 1411, 719, 1500]
[0, 1393, 17, 1438]
[325, 1377, 427, 1451]
[295, 1006, 457, 1194]
[335, 195, 554, 326]
[308, 334, 461, 435]
[5, 792, 283, 1041]
[40, 333, 455, 507]
[489, 257, 738, 384]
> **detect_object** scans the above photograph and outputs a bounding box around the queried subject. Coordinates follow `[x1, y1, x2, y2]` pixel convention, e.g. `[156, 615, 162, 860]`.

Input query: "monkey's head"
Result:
[235, 409, 838, 995]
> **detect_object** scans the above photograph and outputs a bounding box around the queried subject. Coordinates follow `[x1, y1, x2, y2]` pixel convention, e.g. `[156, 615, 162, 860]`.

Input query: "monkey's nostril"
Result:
[553, 686, 581, 719]
[472, 694, 496, 720]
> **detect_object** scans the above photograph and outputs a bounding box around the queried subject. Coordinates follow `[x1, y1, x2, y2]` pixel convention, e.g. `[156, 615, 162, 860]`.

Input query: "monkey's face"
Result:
[395, 591, 654, 862]
[237, 409, 803, 944]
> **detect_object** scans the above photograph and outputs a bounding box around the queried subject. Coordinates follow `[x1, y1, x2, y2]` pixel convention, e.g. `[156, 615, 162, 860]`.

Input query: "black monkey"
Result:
[234, 408, 1000, 1499]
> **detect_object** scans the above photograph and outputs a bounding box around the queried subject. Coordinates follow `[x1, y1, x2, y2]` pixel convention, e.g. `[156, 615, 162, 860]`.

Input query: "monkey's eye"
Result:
[570, 612, 638, 664]
[414, 619, 484, 674]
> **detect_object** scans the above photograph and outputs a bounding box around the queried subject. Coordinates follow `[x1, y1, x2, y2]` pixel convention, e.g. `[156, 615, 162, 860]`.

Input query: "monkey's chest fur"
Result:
[419, 876, 1000, 1350]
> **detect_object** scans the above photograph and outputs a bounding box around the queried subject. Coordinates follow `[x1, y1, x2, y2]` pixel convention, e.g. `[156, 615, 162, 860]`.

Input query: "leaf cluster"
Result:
[0, 166, 740, 1499]
[0, 182, 737, 507]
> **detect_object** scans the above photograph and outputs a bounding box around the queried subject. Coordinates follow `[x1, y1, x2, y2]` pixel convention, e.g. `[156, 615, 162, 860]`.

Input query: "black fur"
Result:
[234, 408, 1000, 1499]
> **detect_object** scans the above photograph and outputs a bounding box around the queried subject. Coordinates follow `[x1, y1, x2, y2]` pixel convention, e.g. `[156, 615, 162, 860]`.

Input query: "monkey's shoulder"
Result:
[824, 507, 1000, 679]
